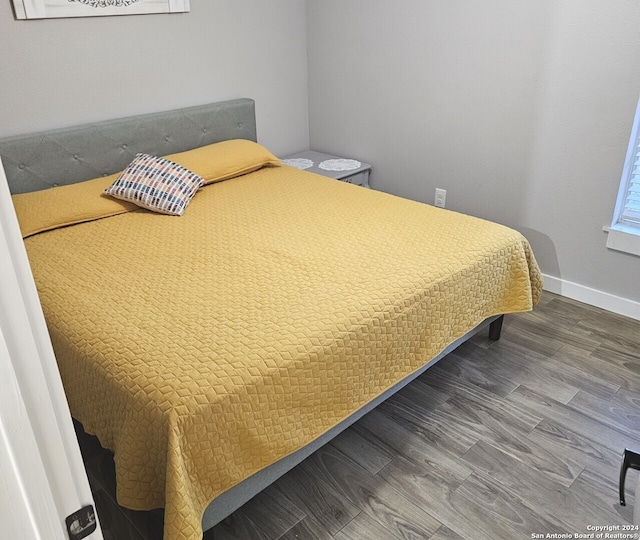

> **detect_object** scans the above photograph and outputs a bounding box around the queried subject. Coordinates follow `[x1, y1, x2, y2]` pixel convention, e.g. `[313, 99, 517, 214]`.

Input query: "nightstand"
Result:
[283, 150, 371, 188]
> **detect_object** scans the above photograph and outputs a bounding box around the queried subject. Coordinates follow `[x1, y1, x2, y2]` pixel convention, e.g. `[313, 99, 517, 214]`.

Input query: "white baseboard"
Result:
[542, 274, 640, 321]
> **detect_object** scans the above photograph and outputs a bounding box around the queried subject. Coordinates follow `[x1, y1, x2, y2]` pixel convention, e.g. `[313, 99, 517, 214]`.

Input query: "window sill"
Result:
[603, 224, 640, 256]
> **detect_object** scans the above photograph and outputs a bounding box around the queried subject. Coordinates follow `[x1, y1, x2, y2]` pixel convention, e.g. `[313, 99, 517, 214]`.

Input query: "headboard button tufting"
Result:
[0, 98, 256, 194]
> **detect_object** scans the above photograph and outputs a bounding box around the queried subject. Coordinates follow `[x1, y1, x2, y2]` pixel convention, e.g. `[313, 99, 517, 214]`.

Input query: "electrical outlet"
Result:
[435, 188, 446, 208]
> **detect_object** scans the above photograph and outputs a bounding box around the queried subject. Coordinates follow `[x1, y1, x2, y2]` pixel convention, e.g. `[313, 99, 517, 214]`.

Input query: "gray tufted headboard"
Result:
[0, 98, 257, 195]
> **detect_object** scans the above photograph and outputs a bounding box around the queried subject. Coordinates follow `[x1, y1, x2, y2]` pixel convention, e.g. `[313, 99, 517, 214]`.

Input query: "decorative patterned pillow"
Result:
[104, 154, 205, 216]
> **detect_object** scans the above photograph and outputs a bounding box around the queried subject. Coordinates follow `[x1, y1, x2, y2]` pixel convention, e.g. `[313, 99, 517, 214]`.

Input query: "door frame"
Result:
[0, 157, 103, 539]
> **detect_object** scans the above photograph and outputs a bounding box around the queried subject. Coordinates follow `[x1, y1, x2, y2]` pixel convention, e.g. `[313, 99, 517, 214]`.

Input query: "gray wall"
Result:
[0, 1, 309, 156]
[2, 1, 639, 307]
[307, 0, 640, 305]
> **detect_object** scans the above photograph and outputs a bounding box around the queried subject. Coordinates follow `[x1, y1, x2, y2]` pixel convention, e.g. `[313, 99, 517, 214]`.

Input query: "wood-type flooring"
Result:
[76, 291, 640, 539]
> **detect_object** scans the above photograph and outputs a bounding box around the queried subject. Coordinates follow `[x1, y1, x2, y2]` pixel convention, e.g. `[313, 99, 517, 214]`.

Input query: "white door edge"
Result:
[0, 157, 103, 539]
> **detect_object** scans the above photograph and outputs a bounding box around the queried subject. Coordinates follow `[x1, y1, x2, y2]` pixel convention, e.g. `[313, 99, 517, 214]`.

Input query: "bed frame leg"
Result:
[488, 315, 504, 341]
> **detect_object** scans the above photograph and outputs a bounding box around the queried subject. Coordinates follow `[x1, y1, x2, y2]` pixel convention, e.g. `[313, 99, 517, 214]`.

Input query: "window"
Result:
[607, 97, 640, 256]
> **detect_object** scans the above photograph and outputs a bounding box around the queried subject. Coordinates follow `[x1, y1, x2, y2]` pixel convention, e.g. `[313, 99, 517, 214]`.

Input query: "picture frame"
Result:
[11, 0, 190, 19]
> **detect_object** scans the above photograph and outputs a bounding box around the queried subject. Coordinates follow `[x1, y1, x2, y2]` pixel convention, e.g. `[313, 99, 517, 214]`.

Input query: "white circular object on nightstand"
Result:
[318, 159, 362, 172]
[282, 158, 314, 170]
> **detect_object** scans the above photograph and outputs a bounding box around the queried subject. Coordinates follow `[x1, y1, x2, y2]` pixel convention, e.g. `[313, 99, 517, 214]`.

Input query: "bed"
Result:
[1, 98, 542, 540]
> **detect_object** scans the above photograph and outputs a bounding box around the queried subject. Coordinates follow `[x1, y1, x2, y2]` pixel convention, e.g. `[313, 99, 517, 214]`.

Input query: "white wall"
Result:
[307, 0, 640, 308]
[0, 1, 309, 156]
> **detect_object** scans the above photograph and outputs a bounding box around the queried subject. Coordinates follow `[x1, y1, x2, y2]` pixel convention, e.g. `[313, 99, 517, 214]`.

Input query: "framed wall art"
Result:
[11, 0, 190, 19]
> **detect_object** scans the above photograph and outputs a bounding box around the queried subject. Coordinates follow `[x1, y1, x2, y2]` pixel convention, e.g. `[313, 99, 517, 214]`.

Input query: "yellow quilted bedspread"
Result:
[18, 165, 541, 540]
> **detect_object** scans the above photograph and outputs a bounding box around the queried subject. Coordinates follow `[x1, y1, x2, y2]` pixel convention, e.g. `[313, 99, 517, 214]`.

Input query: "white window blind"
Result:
[621, 146, 640, 224]
[612, 97, 640, 228]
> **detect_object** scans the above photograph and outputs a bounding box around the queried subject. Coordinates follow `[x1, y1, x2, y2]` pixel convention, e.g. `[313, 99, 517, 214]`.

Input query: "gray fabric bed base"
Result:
[202, 314, 500, 529]
[0, 98, 501, 532]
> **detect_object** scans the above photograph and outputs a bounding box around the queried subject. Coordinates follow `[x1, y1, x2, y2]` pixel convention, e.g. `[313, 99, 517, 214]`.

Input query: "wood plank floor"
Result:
[75, 291, 640, 539]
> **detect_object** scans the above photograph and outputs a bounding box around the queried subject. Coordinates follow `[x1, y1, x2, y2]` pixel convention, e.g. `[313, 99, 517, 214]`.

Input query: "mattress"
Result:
[14, 159, 542, 540]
